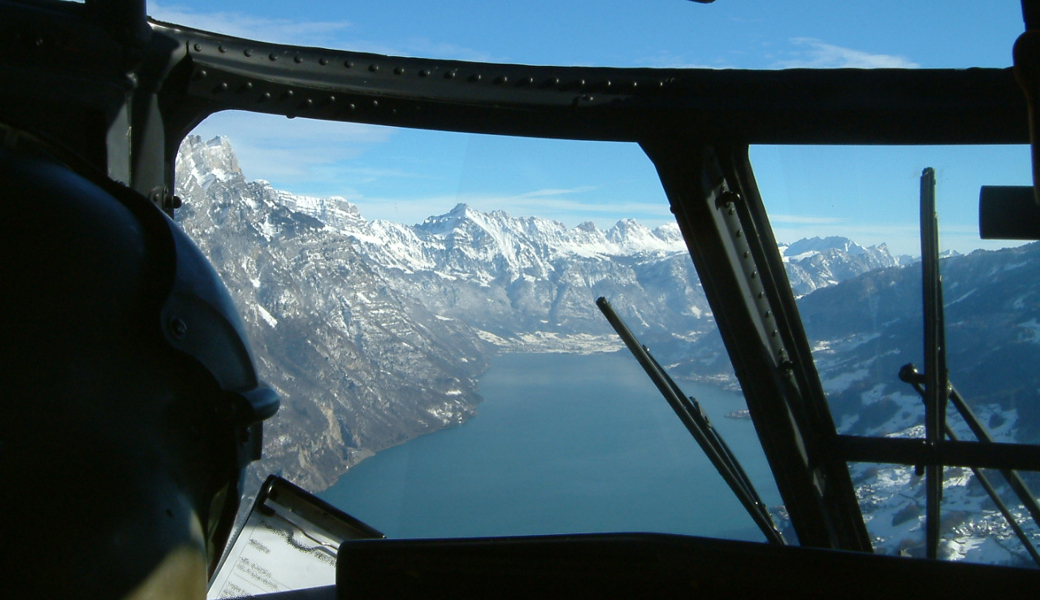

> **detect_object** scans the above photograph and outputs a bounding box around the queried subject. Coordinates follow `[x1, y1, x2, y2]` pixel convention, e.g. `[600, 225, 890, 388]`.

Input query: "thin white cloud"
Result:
[396, 38, 498, 63]
[517, 186, 599, 199]
[630, 50, 731, 70]
[149, 3, 497, 61]
[774, 38, 919, 69]
[149, 2, 352, 46]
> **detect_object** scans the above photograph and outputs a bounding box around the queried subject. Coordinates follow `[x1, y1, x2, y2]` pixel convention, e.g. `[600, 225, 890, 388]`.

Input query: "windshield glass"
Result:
[175, 118, 783, 541]
[754, 144, 1039, 563]
[165, 0, 1039, 566]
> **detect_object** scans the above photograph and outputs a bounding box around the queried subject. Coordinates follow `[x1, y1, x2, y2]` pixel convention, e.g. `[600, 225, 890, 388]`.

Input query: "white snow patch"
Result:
[821, 368, 869, 394]
[946, 288, 976, 306]
[860, 383, 887, 406]
[1018, 318, 1040, 343]
[949, 536, 1014, 565]
[889, 424, 925, 439]
[475, 330, 510, 346]
[836, 413, 860, 434]
[256, 305, 278, 327]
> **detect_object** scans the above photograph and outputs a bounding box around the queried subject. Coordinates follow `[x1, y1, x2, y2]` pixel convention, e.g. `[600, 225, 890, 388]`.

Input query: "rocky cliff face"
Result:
[176, 136, 488, 491]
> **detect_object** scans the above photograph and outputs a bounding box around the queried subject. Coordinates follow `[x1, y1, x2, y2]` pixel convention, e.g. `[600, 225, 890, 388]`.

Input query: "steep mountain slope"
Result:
[176, 137, 488, 490]
[800, 243, 1040, 440]
[801, 244, 1040, 562]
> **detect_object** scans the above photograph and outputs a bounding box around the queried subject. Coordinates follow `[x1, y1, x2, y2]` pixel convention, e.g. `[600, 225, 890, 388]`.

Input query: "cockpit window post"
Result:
[639, 139, 872, 552]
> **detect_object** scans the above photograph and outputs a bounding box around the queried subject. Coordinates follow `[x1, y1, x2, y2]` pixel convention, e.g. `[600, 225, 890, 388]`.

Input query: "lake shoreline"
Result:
[319, 351, 775, 542]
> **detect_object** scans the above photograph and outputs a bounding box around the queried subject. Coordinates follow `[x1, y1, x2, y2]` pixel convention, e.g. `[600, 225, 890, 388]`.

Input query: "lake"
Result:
[319, 351, 781, 542]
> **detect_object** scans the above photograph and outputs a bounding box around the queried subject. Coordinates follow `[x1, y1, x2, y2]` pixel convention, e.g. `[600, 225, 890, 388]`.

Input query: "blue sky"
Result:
[153, 1, 1032, 256]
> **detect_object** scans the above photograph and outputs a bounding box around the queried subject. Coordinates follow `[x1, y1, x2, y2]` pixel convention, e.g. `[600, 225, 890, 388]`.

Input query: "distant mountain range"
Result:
[175, 135, 1040, 564]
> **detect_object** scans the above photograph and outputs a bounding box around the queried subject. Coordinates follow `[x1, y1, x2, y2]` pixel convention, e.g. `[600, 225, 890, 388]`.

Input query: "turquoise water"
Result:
[319, 352, 780, 542]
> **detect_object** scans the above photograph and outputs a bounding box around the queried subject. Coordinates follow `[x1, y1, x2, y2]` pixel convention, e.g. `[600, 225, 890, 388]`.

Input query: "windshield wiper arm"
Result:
[596, 297, 785, 545]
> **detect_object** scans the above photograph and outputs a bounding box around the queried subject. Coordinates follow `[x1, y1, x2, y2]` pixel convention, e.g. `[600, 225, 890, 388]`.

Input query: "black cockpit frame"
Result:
[4, 0, 1040, 577]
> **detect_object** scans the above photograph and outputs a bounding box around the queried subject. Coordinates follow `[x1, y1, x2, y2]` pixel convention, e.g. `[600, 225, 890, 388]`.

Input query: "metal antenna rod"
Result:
[919, 168, 947, 560]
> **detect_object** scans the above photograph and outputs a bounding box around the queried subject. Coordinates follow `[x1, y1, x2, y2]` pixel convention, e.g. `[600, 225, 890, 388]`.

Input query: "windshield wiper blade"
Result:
[596, 297, 785, 545]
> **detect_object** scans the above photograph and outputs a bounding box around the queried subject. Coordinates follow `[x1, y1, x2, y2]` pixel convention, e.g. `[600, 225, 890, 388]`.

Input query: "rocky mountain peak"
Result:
[418, 202, 481, 234]
[176, 135, 245, 192]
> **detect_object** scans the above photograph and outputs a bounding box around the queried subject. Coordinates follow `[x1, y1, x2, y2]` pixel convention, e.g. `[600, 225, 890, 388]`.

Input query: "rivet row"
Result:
[201, 77, 391, 115]
[189, 40, 662, 94]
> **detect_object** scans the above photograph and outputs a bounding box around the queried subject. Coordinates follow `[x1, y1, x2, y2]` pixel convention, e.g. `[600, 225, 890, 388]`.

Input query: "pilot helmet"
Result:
[0, 136, 278, 598]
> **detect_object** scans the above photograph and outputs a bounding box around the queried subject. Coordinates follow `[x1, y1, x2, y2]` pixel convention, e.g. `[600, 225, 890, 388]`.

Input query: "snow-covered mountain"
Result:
[174, 134, 911, 488]
[190, 137, 897, 347]
[781, 236, 907, 295]
[279, 195, 703, 345]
